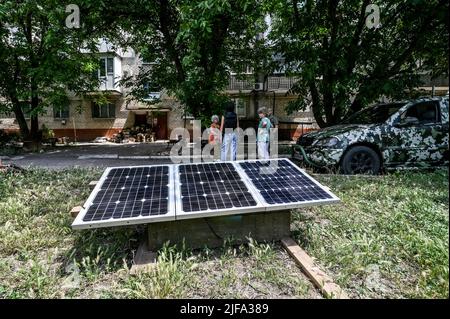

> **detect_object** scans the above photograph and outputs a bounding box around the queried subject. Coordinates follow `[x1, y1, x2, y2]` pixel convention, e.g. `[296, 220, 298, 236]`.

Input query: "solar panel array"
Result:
[72, 159, 339, 229]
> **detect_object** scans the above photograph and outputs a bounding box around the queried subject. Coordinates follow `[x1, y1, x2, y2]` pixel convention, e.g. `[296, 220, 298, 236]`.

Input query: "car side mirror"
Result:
[396, 117, 419, 128]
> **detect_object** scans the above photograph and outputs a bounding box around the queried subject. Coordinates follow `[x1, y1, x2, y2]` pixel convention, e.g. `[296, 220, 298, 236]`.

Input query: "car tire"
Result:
[340, 146, 381, 175]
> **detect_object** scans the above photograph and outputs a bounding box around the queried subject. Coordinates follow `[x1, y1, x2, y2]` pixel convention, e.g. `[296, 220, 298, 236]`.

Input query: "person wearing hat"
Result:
[257, 107, 272, 160]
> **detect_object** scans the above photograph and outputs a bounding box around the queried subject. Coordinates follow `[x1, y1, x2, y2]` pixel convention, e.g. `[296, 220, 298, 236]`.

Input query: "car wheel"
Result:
[340, 146, 381, 175]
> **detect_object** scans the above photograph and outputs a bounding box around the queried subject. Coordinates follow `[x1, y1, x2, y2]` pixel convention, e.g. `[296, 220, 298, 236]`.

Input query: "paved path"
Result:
[1, 143, 292, 169]
[1, 143, 173, 169]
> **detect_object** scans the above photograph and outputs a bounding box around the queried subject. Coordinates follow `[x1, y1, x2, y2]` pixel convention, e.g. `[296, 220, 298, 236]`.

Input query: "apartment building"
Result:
[0, 40, 448, 142]
[0, 41, 182, 142]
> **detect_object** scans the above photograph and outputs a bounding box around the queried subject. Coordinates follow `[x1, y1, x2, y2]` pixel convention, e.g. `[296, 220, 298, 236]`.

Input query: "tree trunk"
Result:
[29, 115, 39, 141]
[349, 96, 364, 114]
[23, 81, 41, 152]
[323, 89, 335, 125]
[11, 99, 30, 138]
[309, 81, 326, 128]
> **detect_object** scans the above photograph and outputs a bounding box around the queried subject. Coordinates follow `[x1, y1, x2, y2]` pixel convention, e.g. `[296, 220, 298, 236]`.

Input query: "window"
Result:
[107, 58, 114, 74]
[232, 98, 247, 117]
[53, 105, 69, 119]
[342, 103, 406, 124]
[401, 101, 440, 124]
[143, 82, 161, 101]
[98, 57, 114, 78]
[91, 102, 116, 118]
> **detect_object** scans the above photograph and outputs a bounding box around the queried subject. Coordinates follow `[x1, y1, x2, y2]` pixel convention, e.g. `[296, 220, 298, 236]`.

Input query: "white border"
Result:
[173, 161, 266, 220]
[235, 158, 340, 211]
[71, 164, 176, 230]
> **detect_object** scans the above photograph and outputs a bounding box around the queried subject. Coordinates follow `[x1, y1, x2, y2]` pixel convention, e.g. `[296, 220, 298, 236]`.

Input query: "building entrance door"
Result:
[153, 112, 168, 140]
[134, 113, 148, 126]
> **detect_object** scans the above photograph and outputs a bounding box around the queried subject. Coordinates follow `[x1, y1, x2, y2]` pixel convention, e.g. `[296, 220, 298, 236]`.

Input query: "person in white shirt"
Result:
[257, 107, 272, 159]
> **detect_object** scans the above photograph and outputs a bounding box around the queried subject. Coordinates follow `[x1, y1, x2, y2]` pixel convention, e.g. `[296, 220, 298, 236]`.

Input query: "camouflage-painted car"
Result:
[293, 97, 449, 174]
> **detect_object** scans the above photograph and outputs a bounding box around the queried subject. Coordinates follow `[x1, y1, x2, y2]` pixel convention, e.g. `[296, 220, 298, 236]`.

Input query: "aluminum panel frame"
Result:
[235, 158, 341, 211]
[173, 162, 265, 220]
[71, 164, 176, 230]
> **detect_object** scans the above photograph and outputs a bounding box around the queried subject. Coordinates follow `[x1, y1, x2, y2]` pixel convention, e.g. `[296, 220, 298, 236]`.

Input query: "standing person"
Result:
[268, 109, 279, 129]
[257, 107, 272, 160]
[267, 108, 278, 155]
[220, 101, 239, 161]
[209, 115, 221, 160]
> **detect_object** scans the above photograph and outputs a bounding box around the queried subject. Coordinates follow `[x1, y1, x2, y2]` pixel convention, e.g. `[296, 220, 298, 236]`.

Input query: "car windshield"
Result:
[341, 103, 406, 124]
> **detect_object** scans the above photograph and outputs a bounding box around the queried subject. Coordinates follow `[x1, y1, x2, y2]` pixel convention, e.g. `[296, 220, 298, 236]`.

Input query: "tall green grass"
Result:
[0, 168, 447, 298]
[292, 170, 449, 298]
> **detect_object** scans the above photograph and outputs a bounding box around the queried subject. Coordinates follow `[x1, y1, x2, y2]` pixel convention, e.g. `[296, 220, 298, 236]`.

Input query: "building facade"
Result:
[0, 41, 448, 142]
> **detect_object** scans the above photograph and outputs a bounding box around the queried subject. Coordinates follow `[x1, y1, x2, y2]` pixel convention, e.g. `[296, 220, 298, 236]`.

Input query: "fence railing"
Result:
[267, 76, 298, 90]
[226, 75, 254, 91]
[227, 74, 448, 92]
[419, 74, 449, 87]
[226, 75, 298, 91]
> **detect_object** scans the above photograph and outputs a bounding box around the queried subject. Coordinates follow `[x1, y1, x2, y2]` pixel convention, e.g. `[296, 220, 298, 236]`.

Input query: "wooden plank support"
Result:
[281, 237, 349, 299]
[89, 181, 98, 189]
[130, 240, 157, 275]
[70, 206, 82, 218]
[69, 181, 97, 218]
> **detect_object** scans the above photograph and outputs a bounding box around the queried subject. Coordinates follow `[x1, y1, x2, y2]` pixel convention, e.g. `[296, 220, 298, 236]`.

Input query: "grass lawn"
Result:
[0, 167, 448, 298]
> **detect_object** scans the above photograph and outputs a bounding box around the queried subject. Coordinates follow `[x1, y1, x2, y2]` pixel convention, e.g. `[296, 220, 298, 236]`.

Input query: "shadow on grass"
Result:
[62, 226, 145, 280]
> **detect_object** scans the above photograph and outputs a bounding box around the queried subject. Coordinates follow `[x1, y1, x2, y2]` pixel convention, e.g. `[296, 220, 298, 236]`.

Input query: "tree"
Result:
[0, 0, 99, 145]
[269, 0, 449, 127]
[99, 0, 266, 123]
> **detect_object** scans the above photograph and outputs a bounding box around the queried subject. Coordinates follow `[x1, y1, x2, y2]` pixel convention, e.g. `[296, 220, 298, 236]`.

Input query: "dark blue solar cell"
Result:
[239, 159, 333, 205]
[179, 162, 257, 213]
[83, 166, 170, 222]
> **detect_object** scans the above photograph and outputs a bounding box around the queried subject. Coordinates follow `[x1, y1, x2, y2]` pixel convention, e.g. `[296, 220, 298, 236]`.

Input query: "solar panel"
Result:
[237, 159, 340, 210]
[72, 165, 175, 229]
[174, 162, 264, 219]
[72, 159, 339, 230]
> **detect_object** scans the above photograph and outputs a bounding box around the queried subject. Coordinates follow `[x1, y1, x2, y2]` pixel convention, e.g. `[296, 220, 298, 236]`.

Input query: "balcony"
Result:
[419, 74, 449, 87]
[95, 55, 123, 94]
[267, 76, 298, 91]
[226, 75, 298, 92]
[98, 75, 122, 93]
[226, 75, 254, 91]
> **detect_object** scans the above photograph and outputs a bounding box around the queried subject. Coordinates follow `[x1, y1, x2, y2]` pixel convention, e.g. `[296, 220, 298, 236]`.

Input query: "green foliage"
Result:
[269, 0, 449, 127]
[106, 0, 266, 119]
[0, 0, 100, 139]
[41, 124, 54, 139]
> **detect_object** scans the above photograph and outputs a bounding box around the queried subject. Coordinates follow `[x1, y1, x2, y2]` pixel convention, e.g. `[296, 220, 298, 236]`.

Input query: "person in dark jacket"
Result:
[268, 109, 279, 128]
[220, 102, 239, 161]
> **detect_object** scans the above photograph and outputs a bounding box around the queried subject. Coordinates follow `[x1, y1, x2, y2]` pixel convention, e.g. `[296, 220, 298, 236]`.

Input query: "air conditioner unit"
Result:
[254, 82, 264, 91]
